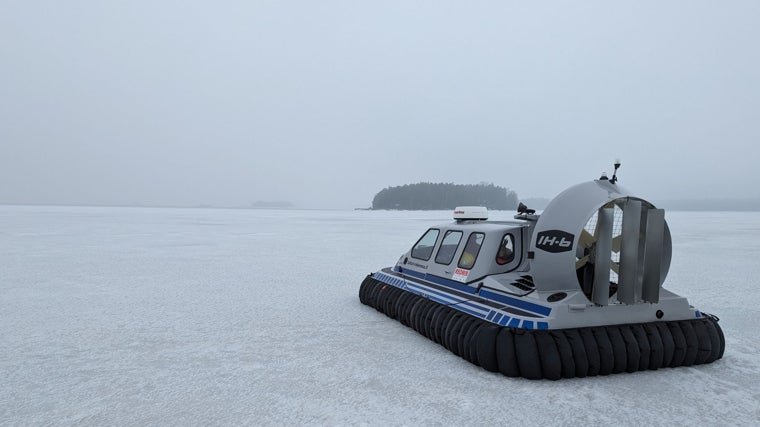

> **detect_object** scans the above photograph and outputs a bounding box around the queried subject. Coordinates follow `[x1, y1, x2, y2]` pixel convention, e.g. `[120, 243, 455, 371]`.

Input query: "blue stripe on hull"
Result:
[394, 269, 552, 317]
[373, 270, 550, 330]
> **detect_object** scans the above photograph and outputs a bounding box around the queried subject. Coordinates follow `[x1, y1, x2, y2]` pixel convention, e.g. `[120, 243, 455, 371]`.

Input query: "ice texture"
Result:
[1, 206, 758, 425]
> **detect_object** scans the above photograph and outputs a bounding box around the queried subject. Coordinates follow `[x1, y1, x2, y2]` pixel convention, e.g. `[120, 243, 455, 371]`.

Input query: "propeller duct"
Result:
[575, 198, 668, 306]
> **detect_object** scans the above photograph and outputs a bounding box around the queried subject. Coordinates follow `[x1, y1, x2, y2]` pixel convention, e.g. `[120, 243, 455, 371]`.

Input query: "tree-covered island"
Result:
[372, 182, 518, 210]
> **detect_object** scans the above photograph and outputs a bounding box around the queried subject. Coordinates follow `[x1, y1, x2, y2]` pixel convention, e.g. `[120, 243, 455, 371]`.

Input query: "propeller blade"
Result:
[575, 255, 589, 269]
[611, 261, 620, 274]
[592, 207, 614, 306]
[611, 234, 622, 253]
[579, 229, 596, 248]
[642, 209, 665, 303]
[618, 199, 643, 304]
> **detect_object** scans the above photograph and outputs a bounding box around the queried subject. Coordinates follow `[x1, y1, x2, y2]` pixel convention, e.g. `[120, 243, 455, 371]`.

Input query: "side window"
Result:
[496, 233, 515, 265]
[458, 232, 485, 269]
[435, 230, 463, 265]
[411, 228, 439, 260]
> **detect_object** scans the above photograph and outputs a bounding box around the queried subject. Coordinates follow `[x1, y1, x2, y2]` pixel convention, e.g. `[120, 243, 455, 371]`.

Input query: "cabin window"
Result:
[411, 228, 440, 260]
[458, 232, 485, 269]
[496, 233, 515, 265]
[435, 230, 463, 265]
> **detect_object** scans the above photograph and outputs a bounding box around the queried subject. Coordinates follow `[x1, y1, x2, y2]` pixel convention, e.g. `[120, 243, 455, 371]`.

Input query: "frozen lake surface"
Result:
[1, 206, 759, 425]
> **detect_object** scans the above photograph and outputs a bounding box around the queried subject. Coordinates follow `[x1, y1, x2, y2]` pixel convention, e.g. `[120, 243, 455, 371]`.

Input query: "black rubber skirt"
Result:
[359, 275, 725, 380]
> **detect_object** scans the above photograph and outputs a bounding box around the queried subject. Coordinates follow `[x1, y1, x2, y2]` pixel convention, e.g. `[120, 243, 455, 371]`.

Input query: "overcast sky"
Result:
[2, 1, 758, 208]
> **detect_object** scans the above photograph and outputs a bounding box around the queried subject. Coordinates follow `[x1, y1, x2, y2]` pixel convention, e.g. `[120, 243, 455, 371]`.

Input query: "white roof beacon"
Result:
[453, 206, 488, 222]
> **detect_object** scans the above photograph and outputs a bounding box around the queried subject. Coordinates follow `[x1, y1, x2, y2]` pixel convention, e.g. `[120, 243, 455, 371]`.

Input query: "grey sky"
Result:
[2, 1, 759, 208]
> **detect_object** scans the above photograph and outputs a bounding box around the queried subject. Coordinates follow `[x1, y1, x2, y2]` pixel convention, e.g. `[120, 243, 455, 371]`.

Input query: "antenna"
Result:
[610, 159, 621, 184]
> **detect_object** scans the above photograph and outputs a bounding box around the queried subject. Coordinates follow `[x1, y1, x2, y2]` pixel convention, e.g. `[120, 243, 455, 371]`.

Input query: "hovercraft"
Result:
[359, 163, 724, 379]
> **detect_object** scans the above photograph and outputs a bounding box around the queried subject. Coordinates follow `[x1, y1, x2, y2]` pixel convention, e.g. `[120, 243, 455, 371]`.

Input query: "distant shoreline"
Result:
[0, 202, 300, 211]
[2, 199, 759, 212]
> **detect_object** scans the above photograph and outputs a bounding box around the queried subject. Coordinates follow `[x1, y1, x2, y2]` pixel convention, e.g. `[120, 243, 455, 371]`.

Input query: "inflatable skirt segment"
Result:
[359, 275, 725, 380]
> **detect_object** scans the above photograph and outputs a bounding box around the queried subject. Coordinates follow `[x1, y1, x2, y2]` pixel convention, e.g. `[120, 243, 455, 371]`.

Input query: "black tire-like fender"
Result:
[692, 320, 713, 365]
[591, 327, 614, 376]
[655, 322, 675, 368]
[358, 276, 372, 304]
[364, 277, 379, 304]
[496, 328, 520, 377]
[535, 331, 562, 380]
[379, 286, 393, 315]
[462, 320, 482, 364]
[432, 307, 453, 344]
[441, 310, 460, 349]
[407, 298, 425, 332]
[404, 295, 425, 330]
[425, 301, 441, 337]
[360, 277, 726, 379]
[476, 324, 500, 373]
[369, 281, 385, 310]
[702, 318, 722, 363]
[410, 298, 427, 333]
[417, 300, 437, 336]
[680, 321, 699, 366]
[385, 287, 403, 318]
[711, 317, 726, 359]
[466, 322, 484, 366]
[606, 326, 628, 374]
[631, 324, 651, 371]
[564, 329, 589, 378]
[514, 330, 542, 380]
[618, 325, 641, 373]
[376, 284, 390, 313]
[444, 312, 465, 352]
[393, 292, 413, 326]
[579, 328, 600, 377]
[551, 330, 576, 379]
[363, 279, 378, 306]
[455, 317, 476, 358]
[668, 322, 687, 367]
[644, 323, 664, 370]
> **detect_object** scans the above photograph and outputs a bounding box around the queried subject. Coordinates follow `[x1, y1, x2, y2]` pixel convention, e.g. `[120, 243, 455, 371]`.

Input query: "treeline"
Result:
[372, 182, 518, 210]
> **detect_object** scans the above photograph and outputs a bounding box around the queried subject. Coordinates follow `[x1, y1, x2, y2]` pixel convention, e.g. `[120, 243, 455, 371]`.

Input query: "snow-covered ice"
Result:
[1, 206, 758, 425]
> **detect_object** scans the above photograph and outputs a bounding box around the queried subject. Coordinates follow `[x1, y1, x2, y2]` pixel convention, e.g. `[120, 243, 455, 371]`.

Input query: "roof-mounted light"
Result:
[453, 206, 488, 222]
